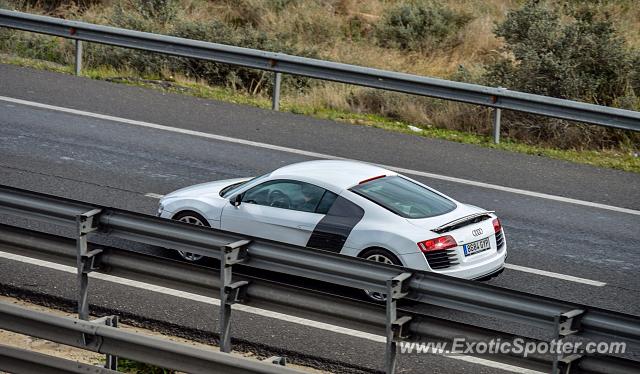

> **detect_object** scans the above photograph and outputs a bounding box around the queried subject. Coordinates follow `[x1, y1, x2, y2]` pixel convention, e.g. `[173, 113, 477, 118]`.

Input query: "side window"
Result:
[315, 191, 338, 214]
[242, 180, 325, 212]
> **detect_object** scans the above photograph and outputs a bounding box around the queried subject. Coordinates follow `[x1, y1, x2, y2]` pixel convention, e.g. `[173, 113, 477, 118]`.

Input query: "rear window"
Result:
[349, 176, 456, 218]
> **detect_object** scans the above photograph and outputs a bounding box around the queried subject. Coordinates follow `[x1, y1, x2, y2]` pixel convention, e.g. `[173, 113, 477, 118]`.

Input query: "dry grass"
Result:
[171, 0, 514, 77]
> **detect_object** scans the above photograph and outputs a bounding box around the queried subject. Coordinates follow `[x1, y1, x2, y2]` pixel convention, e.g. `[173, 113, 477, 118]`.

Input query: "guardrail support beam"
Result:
[551, 309, 584, 374]
[272, 72, 282, 111]
[219, 239, 250, 353]
[384, 272, 412, 374]
[92, 316, 119, 370]
[74, 39, 82, 76]
[75, 209, 101, 320]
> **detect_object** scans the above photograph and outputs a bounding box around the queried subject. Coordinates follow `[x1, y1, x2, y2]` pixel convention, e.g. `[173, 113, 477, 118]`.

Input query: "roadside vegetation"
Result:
[114, 358, 176, 373]
[0, 0, 638, 172]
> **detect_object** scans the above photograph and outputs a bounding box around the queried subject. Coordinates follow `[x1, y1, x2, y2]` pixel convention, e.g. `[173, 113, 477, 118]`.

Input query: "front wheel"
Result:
[360, 248, 402, 302]
[172, 211, 210, 263]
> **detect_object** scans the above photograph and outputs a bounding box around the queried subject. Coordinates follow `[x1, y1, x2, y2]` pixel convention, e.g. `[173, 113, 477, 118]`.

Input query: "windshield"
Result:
[220, 173, 269, 198]
[349, 176, 456, 218]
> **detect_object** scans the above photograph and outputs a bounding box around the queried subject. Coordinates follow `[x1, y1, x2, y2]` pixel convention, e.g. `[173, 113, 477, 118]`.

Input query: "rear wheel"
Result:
[172, 211, 209, 263]
[360, 248, 402, 302]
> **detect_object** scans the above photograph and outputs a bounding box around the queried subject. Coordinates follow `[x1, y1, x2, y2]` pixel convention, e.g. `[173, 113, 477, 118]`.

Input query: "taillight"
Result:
[492, 218, 502, 233]
[418, 235, 457, 252]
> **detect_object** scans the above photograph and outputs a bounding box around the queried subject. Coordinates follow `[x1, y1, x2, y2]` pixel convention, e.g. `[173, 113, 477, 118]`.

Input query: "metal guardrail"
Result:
[0, 301, 306, 374]
[0, 343, 120, 374]
[0, 185, 639, 374]
[0, 9, 639, 143]
[1, 223, 639, 374]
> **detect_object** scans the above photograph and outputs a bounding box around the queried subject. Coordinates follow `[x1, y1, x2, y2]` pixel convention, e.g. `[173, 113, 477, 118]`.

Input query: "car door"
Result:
[220, 180, 326, 247]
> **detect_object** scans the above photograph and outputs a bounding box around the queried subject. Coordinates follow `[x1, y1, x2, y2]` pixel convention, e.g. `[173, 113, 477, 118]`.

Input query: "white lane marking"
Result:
[0, 250, 544, 374]
[505, 264, 606, 287]
[1, 95, 638, 217]
[144, 193, 164, 199]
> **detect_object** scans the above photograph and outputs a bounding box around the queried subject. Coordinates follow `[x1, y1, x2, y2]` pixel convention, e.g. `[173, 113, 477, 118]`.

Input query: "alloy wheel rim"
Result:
[364, 254, 394, 301]
[177, 215, 205, 262]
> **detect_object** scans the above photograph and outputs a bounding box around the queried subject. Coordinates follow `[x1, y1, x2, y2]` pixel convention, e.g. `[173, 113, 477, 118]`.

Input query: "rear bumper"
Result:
[400, 244, 507, 279]
[472, 263, 505, 281]
[439, 245, 507, 279]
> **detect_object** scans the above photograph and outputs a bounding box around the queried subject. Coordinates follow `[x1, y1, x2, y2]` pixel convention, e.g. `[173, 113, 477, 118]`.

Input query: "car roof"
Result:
[270, 160, 396, 190]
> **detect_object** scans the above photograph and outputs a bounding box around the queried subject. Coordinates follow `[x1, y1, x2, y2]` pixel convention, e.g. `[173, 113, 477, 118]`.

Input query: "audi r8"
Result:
[158, 160, 506, 299]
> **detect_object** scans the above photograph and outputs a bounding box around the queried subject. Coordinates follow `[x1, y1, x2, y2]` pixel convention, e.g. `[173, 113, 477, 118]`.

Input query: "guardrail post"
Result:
[492, 108, 502, 144]
[75, 209, 102, 321]
[551, 309, 584, 374]
[492, 87, 507, 144]
[92, 315, 119, 370]
[219, 240, 250, 353]
[384, 273, 412, 374]
[74, 40, 83, 76]
[272, 72, 282, 111]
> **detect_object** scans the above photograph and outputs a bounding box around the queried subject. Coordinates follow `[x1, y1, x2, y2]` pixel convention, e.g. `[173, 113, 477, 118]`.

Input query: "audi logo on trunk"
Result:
[472, 228, 483, 236]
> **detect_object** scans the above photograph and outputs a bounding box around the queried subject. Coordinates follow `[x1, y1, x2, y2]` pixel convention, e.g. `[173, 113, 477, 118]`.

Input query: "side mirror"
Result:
[230, 194, 242, 207]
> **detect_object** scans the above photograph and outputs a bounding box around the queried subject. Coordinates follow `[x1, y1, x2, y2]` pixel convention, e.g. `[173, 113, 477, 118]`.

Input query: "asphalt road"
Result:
[0, 64, 639, 373]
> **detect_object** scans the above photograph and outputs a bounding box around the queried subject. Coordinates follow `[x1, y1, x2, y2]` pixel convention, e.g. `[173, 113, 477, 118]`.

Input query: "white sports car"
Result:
[158, 160, 506, 296]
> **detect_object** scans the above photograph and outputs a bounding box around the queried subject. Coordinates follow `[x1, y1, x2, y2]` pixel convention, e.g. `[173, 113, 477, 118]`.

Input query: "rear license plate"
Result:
[463, 237, 490, 256]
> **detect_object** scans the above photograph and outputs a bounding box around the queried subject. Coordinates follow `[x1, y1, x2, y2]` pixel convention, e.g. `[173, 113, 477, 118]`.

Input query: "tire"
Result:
[359, 248, 402, 302]
[172, 211, 210, 263]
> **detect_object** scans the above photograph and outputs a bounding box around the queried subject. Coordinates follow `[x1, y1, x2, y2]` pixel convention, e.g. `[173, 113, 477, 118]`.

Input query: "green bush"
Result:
[75, 0, 316, 93]
[375, 0, 471, 52]
[0, 0, 318, 95]
[0, 31, 72, 64]
[169, 21, 317, 93]
[631, 52, 640, 96]
[130, 0, 178, 25]
[486, 3, 633, 105]
[117, 358, 175, 374]
[13, 0, 107, 11]
[84, 7, 318, 94]
[483, 1, 639, 148]
[83, 6, 168, 76]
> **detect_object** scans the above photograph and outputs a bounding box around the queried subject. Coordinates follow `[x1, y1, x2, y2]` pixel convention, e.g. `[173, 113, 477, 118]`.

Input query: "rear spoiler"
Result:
[432, 211, 494, 234]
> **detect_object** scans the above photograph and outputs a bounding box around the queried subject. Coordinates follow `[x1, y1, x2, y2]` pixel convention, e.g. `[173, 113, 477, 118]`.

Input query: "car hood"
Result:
[405, 203, 489, 231]
[163, 178, 251, 199]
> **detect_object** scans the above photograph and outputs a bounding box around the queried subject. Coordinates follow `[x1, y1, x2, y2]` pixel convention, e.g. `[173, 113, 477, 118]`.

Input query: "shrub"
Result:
[0, 31, 72, 64]
[375, 0, 471, 52]
[169, 20, 317, 93]
[486, 3, 633, 105]
[86, 8, 318, 94]
[221, 0, 267, 28]
[106, 0, 177, 29]
[130, 0, 178, 25]
[83, 6, 169, 76]
[483, 1, 639, 148]
[13, 0, 106, 11]
[631, 52, 640, 96]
